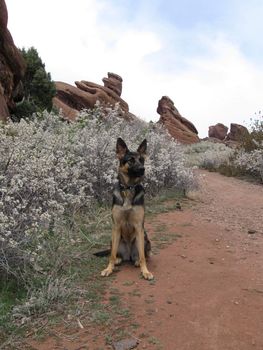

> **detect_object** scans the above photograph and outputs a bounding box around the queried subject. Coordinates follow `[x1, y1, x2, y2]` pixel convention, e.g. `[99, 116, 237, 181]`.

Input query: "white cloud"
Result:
[5, 0, 263, 137]
[121, 34, 263, 137]
[164, 35, 263, 136]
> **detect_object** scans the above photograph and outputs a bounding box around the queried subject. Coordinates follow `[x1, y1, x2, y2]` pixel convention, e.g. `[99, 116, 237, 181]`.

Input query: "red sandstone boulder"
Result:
[157, 96, 199, 144]
[226, 123, 249, 141]
[208, 123, 228, 140]
[53, 73, 134, 120]
[0, 0, 26, 121]
[102, 72, 122, 97]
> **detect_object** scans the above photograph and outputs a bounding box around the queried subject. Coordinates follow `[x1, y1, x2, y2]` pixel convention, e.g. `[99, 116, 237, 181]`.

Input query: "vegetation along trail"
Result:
[30, 170, 263, 350]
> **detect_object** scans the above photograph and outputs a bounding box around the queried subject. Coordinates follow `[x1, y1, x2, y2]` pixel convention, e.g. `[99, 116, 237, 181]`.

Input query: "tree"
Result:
[12, 47, 56, 120]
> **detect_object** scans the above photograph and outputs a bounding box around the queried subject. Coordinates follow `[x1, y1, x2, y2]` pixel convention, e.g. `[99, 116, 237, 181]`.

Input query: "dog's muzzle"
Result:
[128, 167, 145, 177]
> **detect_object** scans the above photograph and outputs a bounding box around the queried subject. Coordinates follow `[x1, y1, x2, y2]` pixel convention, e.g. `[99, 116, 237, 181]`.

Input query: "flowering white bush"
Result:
[184, 141, 234, 169]
[185, 137, 263, 182]
[234, 146, 263, 182]
[0, 104, 196, 283]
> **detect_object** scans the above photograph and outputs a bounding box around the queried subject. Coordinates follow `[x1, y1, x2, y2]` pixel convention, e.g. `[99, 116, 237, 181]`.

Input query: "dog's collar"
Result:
[119, 183, 137, 191]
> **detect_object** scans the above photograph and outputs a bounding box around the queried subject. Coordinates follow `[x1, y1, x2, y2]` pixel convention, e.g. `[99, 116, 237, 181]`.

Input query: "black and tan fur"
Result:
[101, 138, 153, 280]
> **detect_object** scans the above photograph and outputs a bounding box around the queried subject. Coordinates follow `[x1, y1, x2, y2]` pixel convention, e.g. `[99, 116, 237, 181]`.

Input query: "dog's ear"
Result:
[137, 139, 147, 156]
[116, 138, 129, 159]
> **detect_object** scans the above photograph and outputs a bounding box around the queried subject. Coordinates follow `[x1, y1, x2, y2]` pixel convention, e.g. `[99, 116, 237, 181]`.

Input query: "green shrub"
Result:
[11, 47, 56, 120]
[240, 112, 263, 151]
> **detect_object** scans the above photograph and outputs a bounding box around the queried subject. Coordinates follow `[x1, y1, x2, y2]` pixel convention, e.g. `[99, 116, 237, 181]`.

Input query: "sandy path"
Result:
[30, 171, 263, 350]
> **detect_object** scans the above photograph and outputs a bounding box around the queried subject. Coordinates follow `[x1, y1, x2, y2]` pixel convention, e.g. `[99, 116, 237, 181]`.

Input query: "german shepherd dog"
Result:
[100, 138, 153, 280]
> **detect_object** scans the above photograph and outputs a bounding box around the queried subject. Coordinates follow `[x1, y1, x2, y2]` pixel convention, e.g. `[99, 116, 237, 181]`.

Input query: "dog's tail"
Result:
[93, 248, 111, 257]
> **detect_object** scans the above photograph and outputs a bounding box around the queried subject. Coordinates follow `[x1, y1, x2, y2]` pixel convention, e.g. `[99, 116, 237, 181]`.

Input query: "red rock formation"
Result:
[157, 96, 199, 144]
[226, 123, 249, 141]
[208, 123, 228, 140]
[53, 73, 134, 120]
[206, 123, 250, 147]
[102, 72, 122, 96]
[0, 0, 26, 121]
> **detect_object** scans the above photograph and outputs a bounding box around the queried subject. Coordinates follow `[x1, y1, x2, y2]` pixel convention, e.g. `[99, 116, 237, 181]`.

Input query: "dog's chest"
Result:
[113, 184, 144, 207]
[122, 189, 134, 209]
[114, 206, 137, 241]
[112, 188, 144, 241]
[114, 191, 136, 226]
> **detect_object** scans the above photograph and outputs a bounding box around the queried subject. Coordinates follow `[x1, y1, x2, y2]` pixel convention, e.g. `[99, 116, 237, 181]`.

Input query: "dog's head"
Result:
[116, 138, 147, 179]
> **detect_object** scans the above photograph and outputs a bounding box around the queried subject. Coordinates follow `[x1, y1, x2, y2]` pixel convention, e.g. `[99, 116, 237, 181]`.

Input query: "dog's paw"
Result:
[115, 257, 122, 265]
[101, 268, 113, 277]
[134, 260, 140, 267]
[142, 271, 154, 280]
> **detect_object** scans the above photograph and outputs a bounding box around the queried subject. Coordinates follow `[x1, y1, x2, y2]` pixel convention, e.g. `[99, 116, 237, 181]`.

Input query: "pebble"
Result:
[112, 338, 139, 350]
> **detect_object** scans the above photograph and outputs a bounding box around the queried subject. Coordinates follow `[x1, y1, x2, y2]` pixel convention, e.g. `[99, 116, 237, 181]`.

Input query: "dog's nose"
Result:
[137, 166, 145, 175]
[138, 164, 145, 170]
[128, 165, 145, 177]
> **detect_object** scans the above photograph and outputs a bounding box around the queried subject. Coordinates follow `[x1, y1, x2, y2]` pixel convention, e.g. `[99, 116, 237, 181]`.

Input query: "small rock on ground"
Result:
[112, 338, 139, 350]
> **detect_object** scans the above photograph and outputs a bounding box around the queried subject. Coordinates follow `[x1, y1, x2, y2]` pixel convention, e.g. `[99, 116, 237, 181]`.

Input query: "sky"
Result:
[5, 0, 263, 137]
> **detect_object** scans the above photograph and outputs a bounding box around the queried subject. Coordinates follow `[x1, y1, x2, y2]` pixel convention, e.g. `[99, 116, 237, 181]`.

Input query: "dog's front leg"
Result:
[101, 225, 120, 277]
[136, 226, 153, 280]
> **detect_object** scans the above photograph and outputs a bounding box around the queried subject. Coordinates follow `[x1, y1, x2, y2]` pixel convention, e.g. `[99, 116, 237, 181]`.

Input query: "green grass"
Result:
[122, 280, 135, 287]
[0, 279, 27, 346]
[151, 222, 183, 252]
[0, 280, 26, 318]
[146, 189, 185, 216]
[92, 310, 111, 325]
[216, 163, 263, 183]
[0, 206, 113, 347]
[148, 336, 163, 349]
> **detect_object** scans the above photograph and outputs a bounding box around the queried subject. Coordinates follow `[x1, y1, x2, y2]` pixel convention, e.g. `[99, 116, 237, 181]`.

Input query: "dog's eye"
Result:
[139, 157, 145, 164]
[128, 158, 135, 164]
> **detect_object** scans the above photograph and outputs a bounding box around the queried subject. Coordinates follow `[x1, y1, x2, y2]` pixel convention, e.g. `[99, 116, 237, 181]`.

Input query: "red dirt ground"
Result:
[29, 171, 263, 350]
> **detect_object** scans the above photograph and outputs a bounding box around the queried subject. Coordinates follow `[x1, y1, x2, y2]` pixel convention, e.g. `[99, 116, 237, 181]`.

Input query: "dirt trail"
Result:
[30, 171, 263, 350]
